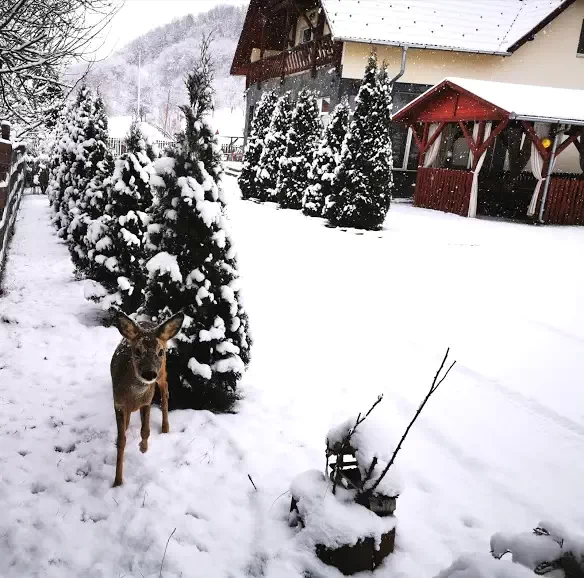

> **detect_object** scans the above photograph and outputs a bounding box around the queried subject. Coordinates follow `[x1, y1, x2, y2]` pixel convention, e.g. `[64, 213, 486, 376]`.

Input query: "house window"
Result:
[319, 97, 331, 114]
[578, 19, 584, 55]
[301, 27, 313, 44]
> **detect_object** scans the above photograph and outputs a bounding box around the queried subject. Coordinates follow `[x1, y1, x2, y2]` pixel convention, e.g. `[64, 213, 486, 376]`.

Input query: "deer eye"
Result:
[158, 349, 164, 357]
[136, 345, 145, 356]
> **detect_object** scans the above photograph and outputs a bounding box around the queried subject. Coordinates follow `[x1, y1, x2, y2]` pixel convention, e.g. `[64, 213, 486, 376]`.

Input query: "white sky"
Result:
[95, 0, 244, 59]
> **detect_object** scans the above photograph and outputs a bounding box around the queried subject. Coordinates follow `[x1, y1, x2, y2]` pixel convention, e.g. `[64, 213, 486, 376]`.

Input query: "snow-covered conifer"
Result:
[276, 89, 322, 210]
[303, 99, 350, 217]
[87, 122, 156, 313]
[68, 93, 112, 274]
[144, 38, 251, 411]
[256, 92, 293, 202]
[326, 54, 393, 230]
[238, 90, 278, 200]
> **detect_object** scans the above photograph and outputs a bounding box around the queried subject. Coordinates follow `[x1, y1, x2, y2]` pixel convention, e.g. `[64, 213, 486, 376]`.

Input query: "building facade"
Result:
[231, 0, 584, 194]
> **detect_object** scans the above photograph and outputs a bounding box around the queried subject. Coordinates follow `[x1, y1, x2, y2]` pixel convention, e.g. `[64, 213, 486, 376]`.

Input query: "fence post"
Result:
[0, 122, 13, 212]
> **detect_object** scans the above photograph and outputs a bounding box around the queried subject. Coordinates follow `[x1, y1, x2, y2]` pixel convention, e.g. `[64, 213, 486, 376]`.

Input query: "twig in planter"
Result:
[159, 528, 176, 578]
[332, 394, 384, 495]
[247, 474, 258, 491]
[361, 456, 378, 488]
[368, 349, 456, 494]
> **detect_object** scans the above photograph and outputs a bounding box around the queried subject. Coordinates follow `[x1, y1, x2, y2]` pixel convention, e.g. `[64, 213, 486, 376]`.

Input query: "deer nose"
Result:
[142, 370, 157, 382]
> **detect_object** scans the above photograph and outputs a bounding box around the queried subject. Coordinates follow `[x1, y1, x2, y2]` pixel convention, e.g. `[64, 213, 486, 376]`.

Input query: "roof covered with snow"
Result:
[108, 116, 173, 141]
[321, 0, 571, 55]
[400, 77, 584, 125]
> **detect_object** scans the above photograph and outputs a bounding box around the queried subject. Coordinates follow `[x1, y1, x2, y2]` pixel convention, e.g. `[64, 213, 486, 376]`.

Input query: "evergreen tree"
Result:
[276, 89, 322, 210]
[88, 122, 157, 313]
[303, 99, 350, 217]
[238, 90, 278, 200]
[326, 54, 394, 230]
[256, 92, 293, 202]
[68, 93, 112, 274]
[144, 38, 251, 412]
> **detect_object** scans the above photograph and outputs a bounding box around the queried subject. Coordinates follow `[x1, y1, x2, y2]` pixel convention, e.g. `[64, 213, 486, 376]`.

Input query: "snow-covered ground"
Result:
[1, 184, 584, 577]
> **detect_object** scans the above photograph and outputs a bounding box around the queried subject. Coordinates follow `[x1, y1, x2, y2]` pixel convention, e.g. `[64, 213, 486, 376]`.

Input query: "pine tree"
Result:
[88, 122, 157, 313]
[276, 89, 322, 210]
[326, 54, 394, 230]
[238, 90, 278, 200]
[144, 38, 251, 412]
[303, 99, 350, 217]
[68, 93, 112, 274]
[256, 92, 293, 202]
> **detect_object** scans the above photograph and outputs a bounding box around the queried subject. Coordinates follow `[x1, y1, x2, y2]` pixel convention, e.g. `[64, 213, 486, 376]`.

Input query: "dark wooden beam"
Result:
[521, 121, 550, 160]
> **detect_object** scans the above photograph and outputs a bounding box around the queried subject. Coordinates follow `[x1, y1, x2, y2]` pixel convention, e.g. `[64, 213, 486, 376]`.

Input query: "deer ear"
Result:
[156, 311, 185, 342]
[115, 310, 140, 341]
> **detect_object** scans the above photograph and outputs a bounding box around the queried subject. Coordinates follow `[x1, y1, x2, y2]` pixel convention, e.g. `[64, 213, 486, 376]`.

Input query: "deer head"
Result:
[115, 310, 185, 384]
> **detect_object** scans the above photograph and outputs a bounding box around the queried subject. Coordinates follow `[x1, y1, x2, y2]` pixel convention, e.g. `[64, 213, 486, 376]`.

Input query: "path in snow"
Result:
[1, 190, 584, 577]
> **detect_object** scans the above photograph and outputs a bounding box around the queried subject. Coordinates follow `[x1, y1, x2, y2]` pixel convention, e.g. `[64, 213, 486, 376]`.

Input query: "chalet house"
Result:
[231, 0, 584, 196]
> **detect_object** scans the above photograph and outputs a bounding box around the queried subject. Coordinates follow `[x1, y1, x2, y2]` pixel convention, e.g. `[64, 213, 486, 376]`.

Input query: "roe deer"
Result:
[110, 309, 184, 487]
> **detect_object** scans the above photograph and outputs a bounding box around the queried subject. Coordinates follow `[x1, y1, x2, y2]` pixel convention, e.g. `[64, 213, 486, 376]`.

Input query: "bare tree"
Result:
[0, 0, 122, 136]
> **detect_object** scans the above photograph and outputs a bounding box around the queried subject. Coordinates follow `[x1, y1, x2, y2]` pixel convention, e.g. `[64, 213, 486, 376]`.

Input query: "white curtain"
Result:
[527, 123, 552, 217]
[424, 123, 443, 168]
[468, 122, 480, 169]
[468, 122, 492, 218]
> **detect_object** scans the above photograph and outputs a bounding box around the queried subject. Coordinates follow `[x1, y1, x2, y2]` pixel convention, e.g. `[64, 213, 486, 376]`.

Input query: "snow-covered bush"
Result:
[256, 92, 293, 202]
[326, 53, 394, 230]
[303, 99, 350, 217]
[491, 522, 584, 576]
[86, 122, 156, 313]
[276, 88, 322, 210]
[143, 40, 251, 412]
[238, 90, 278, 200]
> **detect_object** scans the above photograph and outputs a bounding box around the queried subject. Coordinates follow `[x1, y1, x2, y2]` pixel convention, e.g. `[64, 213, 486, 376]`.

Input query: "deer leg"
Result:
[125, 410, 131, 432]
[139, 405, 151, 453]
[159, 382, 170, 434]
[113, 408, 126, 487]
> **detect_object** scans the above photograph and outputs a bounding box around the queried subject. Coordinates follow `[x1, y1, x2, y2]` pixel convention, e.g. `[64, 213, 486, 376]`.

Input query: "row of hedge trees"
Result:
[46, 46, 251, 412]
[239, 53, 394, 230]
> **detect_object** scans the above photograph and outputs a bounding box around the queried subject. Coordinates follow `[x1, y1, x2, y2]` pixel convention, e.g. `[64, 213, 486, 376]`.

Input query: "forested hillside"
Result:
[83, 4, 246, 135]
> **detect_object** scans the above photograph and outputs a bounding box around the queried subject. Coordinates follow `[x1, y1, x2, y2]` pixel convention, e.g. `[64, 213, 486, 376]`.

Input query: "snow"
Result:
[146, 251, 183, 283]
[435, 553, 536, 578]
[290, 469, 397, 550]
[2, 188, 584, 577]
[397, 77, 584, 126]
[321, 0, 566, 55]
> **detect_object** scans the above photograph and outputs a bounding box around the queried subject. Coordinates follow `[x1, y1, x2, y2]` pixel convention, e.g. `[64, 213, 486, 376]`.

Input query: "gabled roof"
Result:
[321, 0, 575, 55]
[393, 77, 584, 126]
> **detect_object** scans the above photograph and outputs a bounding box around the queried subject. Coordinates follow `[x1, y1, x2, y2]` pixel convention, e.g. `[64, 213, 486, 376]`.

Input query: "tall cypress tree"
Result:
[87, 122, 156, 313]
[238, 90, 278, 200]
[326, 54, 394, 230]
[256, 92, 293, 202]
[277, 89, 322, 210]
[303, 99, 350, 217]
[68, 93, 112, 274]
[144, 38, 251, 412]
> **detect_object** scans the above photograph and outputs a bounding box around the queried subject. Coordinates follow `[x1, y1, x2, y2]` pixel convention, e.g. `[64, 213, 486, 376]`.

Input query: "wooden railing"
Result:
[248, 35, 343, 86]
[0, 122, 26, 281]
[107, 137, 174, 157]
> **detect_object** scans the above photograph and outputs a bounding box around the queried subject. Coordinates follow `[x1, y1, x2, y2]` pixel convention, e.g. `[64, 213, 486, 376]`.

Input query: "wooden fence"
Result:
[0, 123, 26, 281]
[107, 137, 174, 157]
[414, 167, 474, 216]
[543, 176, 584, 225]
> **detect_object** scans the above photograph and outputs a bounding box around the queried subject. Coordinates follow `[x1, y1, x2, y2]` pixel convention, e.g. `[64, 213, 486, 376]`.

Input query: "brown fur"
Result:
[110, 311, 184, 487]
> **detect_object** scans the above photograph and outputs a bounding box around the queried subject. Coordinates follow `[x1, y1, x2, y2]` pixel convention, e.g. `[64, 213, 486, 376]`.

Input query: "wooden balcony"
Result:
[247, 35, 343, 87]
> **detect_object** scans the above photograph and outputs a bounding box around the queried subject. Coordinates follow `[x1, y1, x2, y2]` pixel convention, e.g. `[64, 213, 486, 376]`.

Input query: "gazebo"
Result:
[392, 78, 584, 225]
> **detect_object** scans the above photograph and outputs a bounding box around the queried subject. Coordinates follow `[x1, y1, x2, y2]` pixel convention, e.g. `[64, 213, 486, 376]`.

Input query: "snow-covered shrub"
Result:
[238, 90, 278, 200]
[143, 41, 251, 412]
[276, 88, 322, 210]
[86, 122, 156, 313]
[491, 522, 584, 576]
[256, 91, 293, 202]
[326, 53, 394, 230]
[67, 93, 112, 274]
[302, 99, 350, 217]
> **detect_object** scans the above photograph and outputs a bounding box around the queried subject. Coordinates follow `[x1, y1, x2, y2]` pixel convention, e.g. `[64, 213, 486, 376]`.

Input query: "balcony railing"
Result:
[248, 35, 342, 86]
